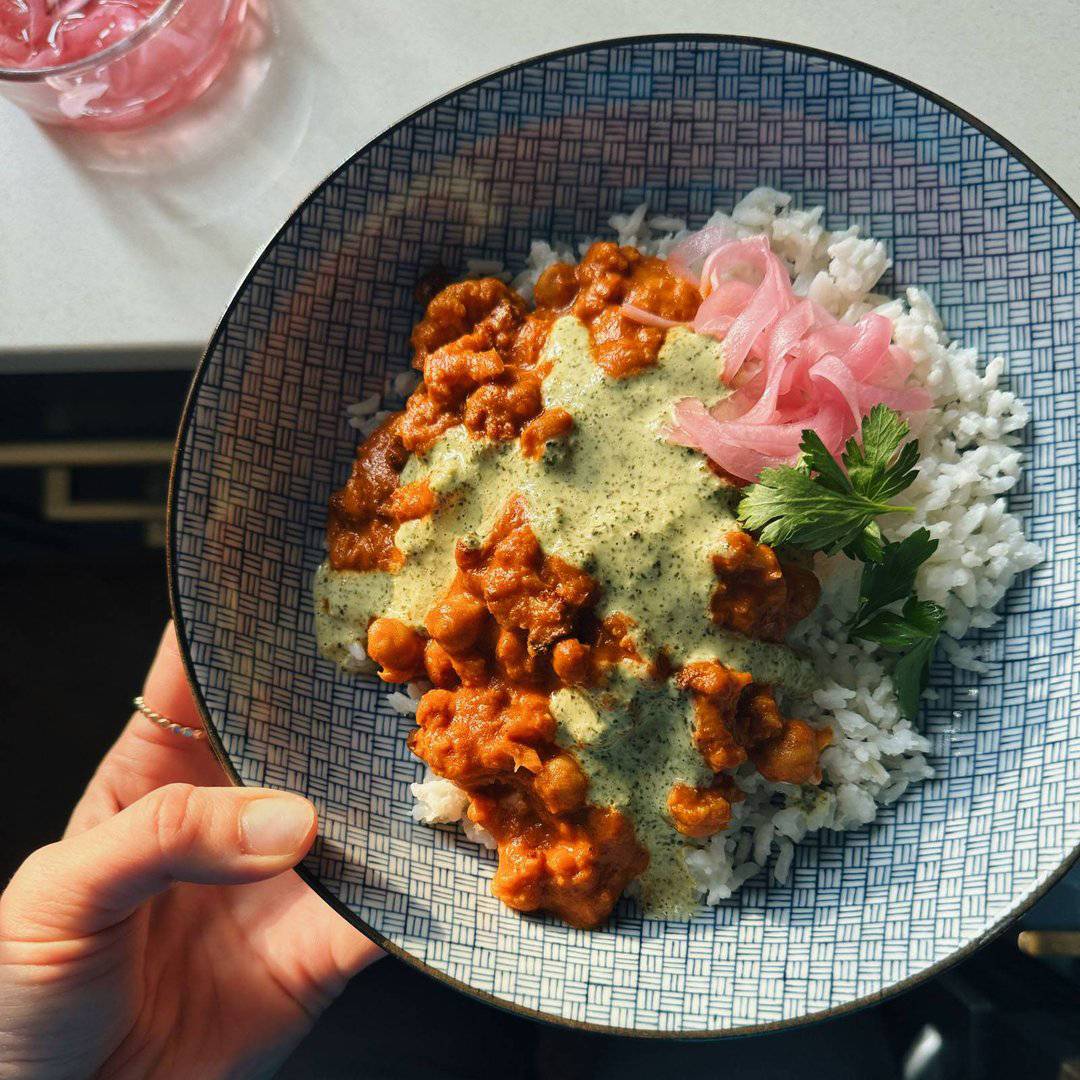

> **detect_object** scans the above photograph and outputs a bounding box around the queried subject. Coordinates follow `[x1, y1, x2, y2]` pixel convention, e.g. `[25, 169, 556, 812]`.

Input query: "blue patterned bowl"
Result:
[170, 36, 1080, 1036]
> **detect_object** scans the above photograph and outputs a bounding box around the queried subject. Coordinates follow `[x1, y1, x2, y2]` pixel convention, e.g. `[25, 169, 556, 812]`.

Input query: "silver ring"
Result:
[133, 695, 205, 740]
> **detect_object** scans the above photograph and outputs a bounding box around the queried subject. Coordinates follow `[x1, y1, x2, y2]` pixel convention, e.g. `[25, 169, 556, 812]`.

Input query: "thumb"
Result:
[1, 785, 317, 942]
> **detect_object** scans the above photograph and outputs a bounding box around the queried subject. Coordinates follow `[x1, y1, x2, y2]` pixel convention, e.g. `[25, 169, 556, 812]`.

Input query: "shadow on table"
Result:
[41, 0, 314, 234]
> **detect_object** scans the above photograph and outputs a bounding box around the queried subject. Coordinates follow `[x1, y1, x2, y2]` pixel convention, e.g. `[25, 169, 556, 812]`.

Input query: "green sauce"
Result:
[314, 316, 815, 915]
[550, 667, 712, 918]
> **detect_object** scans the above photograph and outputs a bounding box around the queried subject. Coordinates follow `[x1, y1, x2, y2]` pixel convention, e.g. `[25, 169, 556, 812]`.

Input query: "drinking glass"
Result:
[0, 0, 250, 130]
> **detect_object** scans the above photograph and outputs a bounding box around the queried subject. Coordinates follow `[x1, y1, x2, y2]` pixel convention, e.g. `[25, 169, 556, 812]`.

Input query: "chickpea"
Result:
[753, 719, 829, 785]
[667, 783, 731, 838]
[424, 590, 488, 653]
[496, 627, 542, 683]
[414, 688, 456, 731]
[505, 373, 542, 420]
[545, 845, 581, 880]
[464, 348, 505, 382]
[463, 383, 512, 440]
[365, 617, 424, 681]
[385, 480, 435, 523]
[552, 638, 591, 685]
[503, 693, 555, 745]
[532, 262, 578, 309]
[693, 696, 747, 773]
[449, 653, 488, 688]
[491, 525, 542, 576]
[533, 753, 589, 815]
[423, 639, 458, 689]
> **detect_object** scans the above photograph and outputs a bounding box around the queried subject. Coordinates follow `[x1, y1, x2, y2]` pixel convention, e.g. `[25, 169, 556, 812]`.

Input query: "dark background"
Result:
[2, 370, 1077, 1079]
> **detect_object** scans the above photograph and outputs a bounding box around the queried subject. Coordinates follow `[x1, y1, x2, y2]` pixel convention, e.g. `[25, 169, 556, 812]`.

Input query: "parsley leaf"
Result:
[737, 467, 896, 554]
[851, 594, 945, 720]
[736, 406, 920, 559]
[851, 528, 939, 633]
[843, 404, 920, 502]
[845, 520, 885, 565]
[799, 429, 853, 496]
[891, 636, 940, 721]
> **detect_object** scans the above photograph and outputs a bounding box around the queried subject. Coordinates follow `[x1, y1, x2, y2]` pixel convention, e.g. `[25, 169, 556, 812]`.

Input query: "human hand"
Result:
[0, 624, 381, 1079]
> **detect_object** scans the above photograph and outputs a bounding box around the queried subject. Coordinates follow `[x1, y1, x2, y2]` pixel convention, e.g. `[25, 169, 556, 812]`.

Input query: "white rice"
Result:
[465, 257, 513, 282]
[410, 767, 497, 849]
[385, 691, 418, 716]
[393, 188, 1040, 903]
[392, 369, 420, 397]
[343, 362, 422, 437]
[347, 407, 396, 437]
[340, 639, 369, 673]
[346, 394, 380, 418]
[410, 768, 470, 822]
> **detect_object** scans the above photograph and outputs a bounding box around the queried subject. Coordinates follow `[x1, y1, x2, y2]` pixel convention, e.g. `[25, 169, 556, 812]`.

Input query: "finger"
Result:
[3, 785, 316, 942]
[67, 623, 222, 835]
[281, 886, 384, 994]
[229, 872, 384, 998]
[143, 620, 204, 731]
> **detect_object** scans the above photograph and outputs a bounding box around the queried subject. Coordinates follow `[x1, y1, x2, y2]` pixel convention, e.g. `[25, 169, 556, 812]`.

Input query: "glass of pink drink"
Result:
[0, 0, 249, 130]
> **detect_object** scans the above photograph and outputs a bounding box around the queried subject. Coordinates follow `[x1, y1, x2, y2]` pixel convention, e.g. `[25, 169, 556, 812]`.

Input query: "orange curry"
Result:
[325, 242, 828, 928]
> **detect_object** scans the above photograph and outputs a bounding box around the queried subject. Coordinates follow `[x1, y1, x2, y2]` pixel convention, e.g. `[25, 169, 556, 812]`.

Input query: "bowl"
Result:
[169, 35, 1080, 1036]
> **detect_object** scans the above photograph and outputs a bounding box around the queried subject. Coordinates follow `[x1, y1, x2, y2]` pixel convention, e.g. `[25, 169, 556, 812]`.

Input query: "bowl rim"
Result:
[167, 32, 1080, 1039]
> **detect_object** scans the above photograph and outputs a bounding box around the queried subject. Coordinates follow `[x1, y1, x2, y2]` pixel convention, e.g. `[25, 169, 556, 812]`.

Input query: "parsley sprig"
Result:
[848, 531, 946, 719]
[736, 405, 943, 719]
[737, 406, 917, 562]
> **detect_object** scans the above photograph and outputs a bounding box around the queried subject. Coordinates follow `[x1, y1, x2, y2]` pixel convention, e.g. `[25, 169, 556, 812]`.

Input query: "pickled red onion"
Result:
[667, 399, 791, 481]
[692, 279, 755, 336]
[663, 233, 928, 481]
[666, 222, 742, 285]
[0, 0, 247, 132]
[808, 355, 864, 426]
[620, 303, 685, 329]
[0, 0, 162, 68]
[737, 300, 815, 423]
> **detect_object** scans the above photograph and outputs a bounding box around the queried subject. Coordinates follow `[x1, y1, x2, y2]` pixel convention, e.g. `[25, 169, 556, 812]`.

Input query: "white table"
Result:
[2, 0, 1077, 373]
